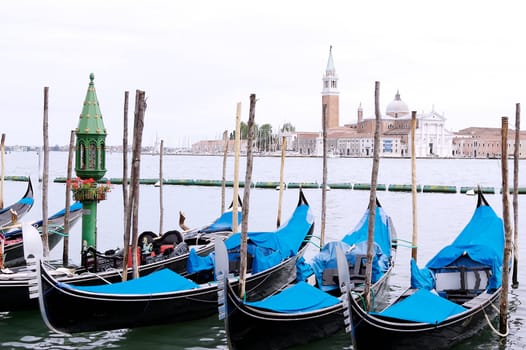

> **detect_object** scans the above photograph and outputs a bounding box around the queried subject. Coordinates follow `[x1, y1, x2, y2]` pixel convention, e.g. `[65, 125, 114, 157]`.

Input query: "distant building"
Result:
[192, 47, 526, 159]
[453, 127, 526, 158]
[293, 47, 456, 158]
[191, 139, 247, 154]
[295, 132, 319, 155]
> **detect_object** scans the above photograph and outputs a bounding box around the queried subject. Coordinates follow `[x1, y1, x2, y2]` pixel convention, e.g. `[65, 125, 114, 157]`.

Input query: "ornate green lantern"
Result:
[74, 73, 108, 261]
[75, 72, 107, 180]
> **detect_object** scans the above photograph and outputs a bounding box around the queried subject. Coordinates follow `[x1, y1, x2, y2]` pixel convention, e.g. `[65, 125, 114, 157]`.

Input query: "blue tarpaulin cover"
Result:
[60, 268, 199, 294]
[5, 202, 82, 238]
[187, 203, 313, 274]
[246, 281, 341, 313]
[409, 258, 434, 290]
[411, 204, 504, 290]
[200, 210, 241, 233]
[341, 205, 394, 260]
[381, 200, 503, 324]
[310, 205, 393, 291]
[372, 289, 467, 324]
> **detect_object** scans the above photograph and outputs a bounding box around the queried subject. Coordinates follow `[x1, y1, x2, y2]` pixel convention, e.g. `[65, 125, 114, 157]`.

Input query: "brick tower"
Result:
[321, 46, 339, 129]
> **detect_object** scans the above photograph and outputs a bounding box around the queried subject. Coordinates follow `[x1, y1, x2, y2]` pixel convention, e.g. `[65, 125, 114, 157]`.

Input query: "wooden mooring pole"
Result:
[62, 130, 75, 266]
[121, 91, 130, 281]
[411, 111, 418, 262]
[221, 130, 228, 214]
[42, 86, 50, 257]
[159, 139, 164, 235]
[363, 81, 381, 310]
[232, 103, 241, 234]
[276, 136, 286, 228]
[239, 94, 256, 298]
[512, 103, 520, 288]
[320, 103, 328, 248]
[499, 116, 512, 335]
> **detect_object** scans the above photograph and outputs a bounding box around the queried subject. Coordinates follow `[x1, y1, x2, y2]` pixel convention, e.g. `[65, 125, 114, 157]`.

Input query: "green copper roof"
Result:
[76, 73, 107, 135]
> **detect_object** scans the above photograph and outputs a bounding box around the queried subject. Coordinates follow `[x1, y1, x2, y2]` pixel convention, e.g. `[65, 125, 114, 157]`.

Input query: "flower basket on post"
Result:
[70, 178, 111, 202]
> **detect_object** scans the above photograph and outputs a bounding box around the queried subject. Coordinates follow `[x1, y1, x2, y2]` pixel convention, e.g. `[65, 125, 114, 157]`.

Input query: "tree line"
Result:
[229, 122, 296, 152]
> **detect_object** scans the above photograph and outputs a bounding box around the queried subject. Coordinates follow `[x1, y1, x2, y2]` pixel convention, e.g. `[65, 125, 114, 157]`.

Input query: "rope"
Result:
[309, 241, 321, 249]
[482, 301, 509, 337]
[392, 238, 417, 249]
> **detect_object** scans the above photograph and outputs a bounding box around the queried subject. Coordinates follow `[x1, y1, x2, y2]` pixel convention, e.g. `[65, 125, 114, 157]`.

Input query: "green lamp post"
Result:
[73, 73, 108, 259]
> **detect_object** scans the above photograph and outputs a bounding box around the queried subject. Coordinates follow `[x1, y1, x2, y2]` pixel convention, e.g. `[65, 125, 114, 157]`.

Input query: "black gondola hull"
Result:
[224, 265, 392, 350]
[0, 179, 34, 227]
[39, 245, 308, 333]
[0, 241, 215, 312]
[349, 288, 501, 350]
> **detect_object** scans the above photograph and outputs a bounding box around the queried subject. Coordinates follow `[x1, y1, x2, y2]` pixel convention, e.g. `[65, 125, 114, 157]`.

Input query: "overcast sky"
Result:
[2, 0, 524, 147]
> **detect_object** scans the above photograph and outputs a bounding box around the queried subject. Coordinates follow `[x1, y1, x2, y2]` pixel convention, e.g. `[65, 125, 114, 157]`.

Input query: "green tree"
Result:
[281, 122, 296, 133]
[257, 123, 273, 152]
[229, 121, 250, 140]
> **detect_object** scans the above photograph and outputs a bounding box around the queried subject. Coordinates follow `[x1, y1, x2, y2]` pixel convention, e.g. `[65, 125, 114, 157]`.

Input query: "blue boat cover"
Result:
[372, 289, 467, 324]
[411, 204, 504, 291]
[409, 258, 434, 290]
[310, 205, 393, 292]
[296, 256, 314, 282]
[341, 205, 393, 259]
[48, 201, 82, 219]
[199, 210, 241, 233]
[20, 197, 35, 205]
[60, 268, 199, 294]
[187, 203, 313, 274]
[4, 202, 83, 238]
[246, 281, 341, 313]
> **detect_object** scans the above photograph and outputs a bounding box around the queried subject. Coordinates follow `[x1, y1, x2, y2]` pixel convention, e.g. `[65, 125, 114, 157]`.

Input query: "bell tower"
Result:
[321, 46, 339, 129]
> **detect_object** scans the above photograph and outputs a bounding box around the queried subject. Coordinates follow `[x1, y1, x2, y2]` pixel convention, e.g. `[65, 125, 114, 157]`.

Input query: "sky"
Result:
[1, 0, 525, 148]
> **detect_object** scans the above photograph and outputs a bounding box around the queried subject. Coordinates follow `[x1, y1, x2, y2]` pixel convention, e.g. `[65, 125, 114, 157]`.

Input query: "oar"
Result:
[499, 116, 512, 335]
[336, 244, 357, 349]
[363, 81, 381, 310]
[512, 103, 520, 288]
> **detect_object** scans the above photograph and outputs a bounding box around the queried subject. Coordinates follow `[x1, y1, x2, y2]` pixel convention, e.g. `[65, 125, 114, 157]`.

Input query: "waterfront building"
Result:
[191, 139, 247, 154]
[453, 127, 526, 158]
[293, 47, 455, 158]
[191, 46, 525, 159]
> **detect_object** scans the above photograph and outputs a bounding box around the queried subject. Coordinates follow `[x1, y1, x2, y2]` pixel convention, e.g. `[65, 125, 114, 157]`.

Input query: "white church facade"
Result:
[294, 47, 455, 158]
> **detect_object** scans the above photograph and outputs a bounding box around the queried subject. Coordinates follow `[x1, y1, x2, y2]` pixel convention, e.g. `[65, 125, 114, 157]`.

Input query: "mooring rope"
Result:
[482, 301, 509, 337]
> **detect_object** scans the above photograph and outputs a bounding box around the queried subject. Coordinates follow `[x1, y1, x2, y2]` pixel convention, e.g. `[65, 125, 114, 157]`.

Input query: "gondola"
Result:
[217, 199, 397, 350]
[36, 190, 314, 334]
[0, 202, 83, 310]
[2, 202, 83, 267]
[346, 191, 504, 349]
[0, 198, 242, 312]
[0, 178, 34, 227]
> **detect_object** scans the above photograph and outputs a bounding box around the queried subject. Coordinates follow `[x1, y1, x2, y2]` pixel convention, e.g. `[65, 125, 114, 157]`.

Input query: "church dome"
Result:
[386, 90, 409, 118]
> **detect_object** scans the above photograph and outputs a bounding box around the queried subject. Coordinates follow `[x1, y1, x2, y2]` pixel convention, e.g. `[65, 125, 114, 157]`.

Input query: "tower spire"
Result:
[321, 46, 340, 129]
